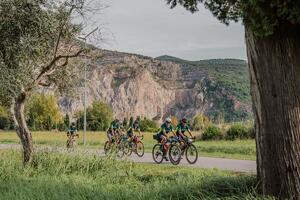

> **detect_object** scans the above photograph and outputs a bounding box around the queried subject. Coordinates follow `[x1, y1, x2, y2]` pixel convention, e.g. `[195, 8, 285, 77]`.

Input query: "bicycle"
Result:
[173, 136, 198, 164]
[125, 135, 144, 157]
[104, 131, 127, 158]
[152, 135, 182, 165]
[66, 133, 79, 149]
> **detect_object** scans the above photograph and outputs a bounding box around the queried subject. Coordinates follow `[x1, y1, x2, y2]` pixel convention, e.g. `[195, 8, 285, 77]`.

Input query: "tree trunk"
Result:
[246, 23, 300, 199]
[11, 92, 34, 164]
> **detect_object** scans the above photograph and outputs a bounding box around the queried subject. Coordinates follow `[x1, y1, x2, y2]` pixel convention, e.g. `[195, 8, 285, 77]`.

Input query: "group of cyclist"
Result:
[105, 117, 195, 161]
[67, 116, 195, 162]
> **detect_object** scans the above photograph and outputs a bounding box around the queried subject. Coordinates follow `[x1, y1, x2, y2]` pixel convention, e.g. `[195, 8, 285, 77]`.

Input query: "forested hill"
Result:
[156, 55, 251, 104]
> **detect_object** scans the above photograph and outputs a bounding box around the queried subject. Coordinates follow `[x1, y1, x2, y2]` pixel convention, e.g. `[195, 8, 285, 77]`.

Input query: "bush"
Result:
[226, 124, 249, 140]
[140, 118, 158, 132]
[0, 105, 13, 130]
[192, 114, 210, 131]
[75, 101, 113, 131]
[26, 94, 63, 131]
[202, 125, 223, 140]
[248, 126, 256, 139]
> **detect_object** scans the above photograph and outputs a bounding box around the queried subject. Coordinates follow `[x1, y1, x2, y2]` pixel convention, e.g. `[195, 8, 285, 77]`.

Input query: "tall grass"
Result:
[0, 150, 271, 200]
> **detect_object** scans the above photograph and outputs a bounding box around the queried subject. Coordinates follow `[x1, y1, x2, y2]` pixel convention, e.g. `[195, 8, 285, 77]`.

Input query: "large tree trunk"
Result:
[246, 23, 300, 199]
[11, 92, 34, 164]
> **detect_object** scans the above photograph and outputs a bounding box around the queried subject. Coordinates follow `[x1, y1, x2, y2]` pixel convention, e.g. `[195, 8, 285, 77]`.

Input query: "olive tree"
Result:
[0, 0, 97, 164]
[165, 0, 300, 198]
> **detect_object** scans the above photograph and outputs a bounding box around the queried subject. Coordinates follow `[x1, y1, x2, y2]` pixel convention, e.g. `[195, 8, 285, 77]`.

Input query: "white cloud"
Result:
[88, 0, 246, 60]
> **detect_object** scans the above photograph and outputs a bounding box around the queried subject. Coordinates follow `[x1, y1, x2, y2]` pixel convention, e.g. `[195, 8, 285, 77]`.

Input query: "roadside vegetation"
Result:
[0, 131, 256, 160]
[0, 150, 270, 200]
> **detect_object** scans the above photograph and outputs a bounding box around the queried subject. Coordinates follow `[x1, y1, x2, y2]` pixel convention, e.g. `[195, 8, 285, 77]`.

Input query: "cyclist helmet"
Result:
[165, 118, 172, 123]
[181, 118, 187, 123]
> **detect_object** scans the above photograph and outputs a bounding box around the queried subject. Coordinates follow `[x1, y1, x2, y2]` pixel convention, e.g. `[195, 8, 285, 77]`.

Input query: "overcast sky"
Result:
[87, 0, 247, 60]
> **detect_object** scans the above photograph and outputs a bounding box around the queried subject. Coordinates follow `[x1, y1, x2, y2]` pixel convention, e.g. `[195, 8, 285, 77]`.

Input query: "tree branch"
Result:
[26, 49, 84, 92]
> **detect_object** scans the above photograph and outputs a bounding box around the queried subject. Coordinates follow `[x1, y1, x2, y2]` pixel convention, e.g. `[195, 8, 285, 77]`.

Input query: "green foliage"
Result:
[226, 124, 249, 140]
[157, 56, 253, 123]
[192, 114, 210, 131]
[170, 116, 178, 127]
[0, 150, 271, 200]
[122, 117, 128, 129]
[129, 116, 134, 127]
[0, 0, 84, 104]
[202, 125, 223, 140]
[166, 0, 300, 36]
[0, 105, 13, 130]
[140, 118, 159, 132]
[75, 101, 113, 131]
[26, 94, 63, 131]
[64, 114, 70, 128]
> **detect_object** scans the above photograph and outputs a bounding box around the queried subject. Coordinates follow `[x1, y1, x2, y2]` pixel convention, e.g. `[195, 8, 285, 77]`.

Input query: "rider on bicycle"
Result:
[156, 117, 175, 161]
[107, 119, 122, 143]
[175, 118, 195, 142]
[67, 122, 78, 136]
[127, 119, 143, 142]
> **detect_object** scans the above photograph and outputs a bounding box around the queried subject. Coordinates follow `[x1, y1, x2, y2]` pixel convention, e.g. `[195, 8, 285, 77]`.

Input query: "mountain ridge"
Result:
[58, 48, 252, 122]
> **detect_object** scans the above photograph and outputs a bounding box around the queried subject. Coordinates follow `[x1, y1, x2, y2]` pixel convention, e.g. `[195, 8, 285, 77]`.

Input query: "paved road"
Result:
[0, 143, 256, 173]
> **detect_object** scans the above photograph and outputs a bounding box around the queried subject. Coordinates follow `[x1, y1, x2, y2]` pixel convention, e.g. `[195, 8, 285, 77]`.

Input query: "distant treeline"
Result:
[0, 93, 253, 136]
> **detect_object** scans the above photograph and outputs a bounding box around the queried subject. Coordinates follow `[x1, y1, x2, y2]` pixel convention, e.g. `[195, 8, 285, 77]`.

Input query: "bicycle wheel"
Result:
[66, 140, 70, 148]
[104, 141, 111, 155]
[169, 144, 181, 165]
[152, 144, 163, 164]
[124, 141, 132, 156]
[135, 141, 144, 157]
[185, 144, 198, 164]
[116, 143, 125, 158]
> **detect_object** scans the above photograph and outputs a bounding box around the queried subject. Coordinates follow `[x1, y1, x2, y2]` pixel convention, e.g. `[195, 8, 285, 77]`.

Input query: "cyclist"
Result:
[67, 122, 78, 136]
[127, 119, 143, 142]
[156, 117, 175, 161]
[176, 118, 195, 142]
[107, 119, 122, 143]
[67, 122, 78, 148]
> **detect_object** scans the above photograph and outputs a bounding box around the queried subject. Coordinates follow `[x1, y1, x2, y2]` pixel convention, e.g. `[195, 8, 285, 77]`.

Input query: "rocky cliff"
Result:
[59, 49, 252, 122]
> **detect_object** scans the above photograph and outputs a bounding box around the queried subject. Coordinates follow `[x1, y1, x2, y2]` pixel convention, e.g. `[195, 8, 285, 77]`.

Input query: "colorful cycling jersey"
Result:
[127, 122, 140, 132]
[158, 123, 174, 135]
[176, 123, 190, 134]
[68, 126, 77, 135]
[109, 120, 121, 131]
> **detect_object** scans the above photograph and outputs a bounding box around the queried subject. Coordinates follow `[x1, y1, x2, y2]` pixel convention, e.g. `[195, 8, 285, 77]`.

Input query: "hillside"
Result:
[58, 50, 252, 123]
[156, 55, 251, 104]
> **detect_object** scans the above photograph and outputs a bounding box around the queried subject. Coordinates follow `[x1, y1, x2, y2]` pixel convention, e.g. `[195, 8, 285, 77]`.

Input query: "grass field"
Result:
[0, 150, 269, 200]
[0, 131, 256, 160]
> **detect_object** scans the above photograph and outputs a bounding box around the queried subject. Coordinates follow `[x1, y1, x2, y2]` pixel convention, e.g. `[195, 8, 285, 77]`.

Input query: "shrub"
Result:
[74, 101, 113, 131]
[226, 124, 249, 140]
[248, 126, 256, 139]
[192, 114, 210, 131]
[26, 94, 63, 131]
[140, 118, 158, 132]
[202, 125, 223, 140]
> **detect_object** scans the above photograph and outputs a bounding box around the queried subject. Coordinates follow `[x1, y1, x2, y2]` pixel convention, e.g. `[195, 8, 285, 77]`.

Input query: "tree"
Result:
[88, 101, 113, 131]
[27, 94, 63, 131]
[0, 105, 12, 130]
[170, 115, 178, 127]
[64, 114, 70, 129]
[140, 118, 159, 132]
[129, 116, 134, 128]
[165, 0, 300, 198]
[192, 114, 210, 131]
[122, 117, 128, 129]
[74, 101, 113, 131]
[0, 0, 97, 164]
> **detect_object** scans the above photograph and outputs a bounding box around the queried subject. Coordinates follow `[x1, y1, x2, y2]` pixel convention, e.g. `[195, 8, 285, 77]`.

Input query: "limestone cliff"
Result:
[59, 49, 252, 122]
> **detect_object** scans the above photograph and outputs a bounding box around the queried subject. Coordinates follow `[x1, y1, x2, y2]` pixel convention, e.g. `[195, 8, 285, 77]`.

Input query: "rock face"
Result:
[59, 49, 252, 122]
